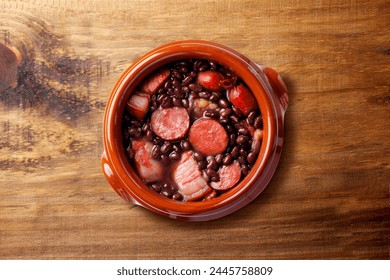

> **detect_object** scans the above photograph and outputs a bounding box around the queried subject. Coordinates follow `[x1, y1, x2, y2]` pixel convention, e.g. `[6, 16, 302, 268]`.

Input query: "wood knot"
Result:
[0, 43, 22, 92]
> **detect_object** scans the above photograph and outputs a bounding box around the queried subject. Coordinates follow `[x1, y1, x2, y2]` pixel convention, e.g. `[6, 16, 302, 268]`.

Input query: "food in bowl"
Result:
[122, 59, 264, 202]
[102, 40, 288, 221]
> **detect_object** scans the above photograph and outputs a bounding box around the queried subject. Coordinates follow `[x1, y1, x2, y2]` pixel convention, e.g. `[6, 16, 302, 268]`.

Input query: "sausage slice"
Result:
[140, 68, 170, 94]
[210, 161, 241, 190]
[188, 118, 228, 156]
[151, 107, 190, 140]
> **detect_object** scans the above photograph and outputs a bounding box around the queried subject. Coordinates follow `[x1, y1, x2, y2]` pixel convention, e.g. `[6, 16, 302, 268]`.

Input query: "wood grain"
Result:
[0, 0, 389, 259]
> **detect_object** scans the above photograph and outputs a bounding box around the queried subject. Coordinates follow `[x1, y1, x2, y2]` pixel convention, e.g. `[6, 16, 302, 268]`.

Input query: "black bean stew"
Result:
[122, 59, 263, 202]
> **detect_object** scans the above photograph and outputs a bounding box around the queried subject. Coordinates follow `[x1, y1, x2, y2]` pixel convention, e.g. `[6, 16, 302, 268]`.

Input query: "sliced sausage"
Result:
[197, 70, 224, 91]
[140, 68, 170, 94]
[126, 92, 150, 121]
[172, 151, 211, 201]
[228, 83, 258, 116]
[210, 161, 241, 190]
[132, 138, 163, 183]
[188, 118, 228, 156]
[151, 107, 190, 140]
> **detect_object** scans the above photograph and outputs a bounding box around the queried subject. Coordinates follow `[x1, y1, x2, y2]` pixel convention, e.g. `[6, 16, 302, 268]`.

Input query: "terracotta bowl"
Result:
[102, 40, 288, 221]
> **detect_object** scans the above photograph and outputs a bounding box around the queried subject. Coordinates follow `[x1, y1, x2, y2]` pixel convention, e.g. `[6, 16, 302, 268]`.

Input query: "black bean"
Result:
[202, 170, 210, 182]
[153, 136, 163, 144]
[236, 135, 249, 145]
[179, 66, 188, 73]
[204, 109, 218, 118]
[247, 152, 257, 165]
[222, 154, 233, 165]
[172, 79, 181, 89]
[161, 187, 173, 198]
[178, 61, 189, 67]
[247, 111, 257, 125]
[181, 86, 190, 94]
[151, 145, 161, 159]
[142, 123, 151, 132]
[225, 145, 233, 153]
[180, 140, 191, 151]
[209, 61, 217, 70]
[188, 83, 202, 93]
[238, 127, 249, 135]
[128, 127, 142, 138]
[146, 129, 154, 141]
[150, 183, 162, 192]
[220, 108, 232, 117]
[231, 146, 240, 158]
[157, 93, 168, 104]
[172, 144, 180, 152]
[194, 60, 202, 69]
[232, 106, 243, 117]
[198, 91, 210, 99]
[206, 168, 218, 178]
[220, 116, 230, 125]
[129, 119, 141, 127]
[237, 156, 247, 165]
[209, 92, 220, 101]
[241, 165, 249, 176]
[172, 193, 183, 201]
[254, 116, 263, 129]
[160, 142, 172, 154]
[193, 152, 204, 162]
[169, 151, 180, 161]
[189, 70, 197, 77]
[218, 98, 230, 108]
[206, 157, 219, 170]
[172, 97, 182, 107]
[198, 64, 208, 72]
[230, 115, 239, 124]
[182, 76, 193, 86]
[150, 104, 157, 112]
[174, 88, 184, 98]
[215, 154, 224, 164]
[161, 96, 172, 108]
[164, 80, 172, 89]
[172, 69, 182, 80]
[225, 124, 234, 133]
[239, 148, 248, 158]
[229, 134, 236, 146]
[198, 160, 207, 170]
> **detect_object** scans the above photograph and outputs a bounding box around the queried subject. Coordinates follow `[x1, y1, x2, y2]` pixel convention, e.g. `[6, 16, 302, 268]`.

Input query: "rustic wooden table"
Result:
[0, 0, 388, 260]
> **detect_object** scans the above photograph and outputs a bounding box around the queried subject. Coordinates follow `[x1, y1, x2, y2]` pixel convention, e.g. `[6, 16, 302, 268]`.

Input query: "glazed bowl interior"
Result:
[104, 41, 276, 216]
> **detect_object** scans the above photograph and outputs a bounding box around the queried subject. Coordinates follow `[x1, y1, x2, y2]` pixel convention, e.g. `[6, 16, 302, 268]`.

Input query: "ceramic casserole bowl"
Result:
[102, 40, 288, 221]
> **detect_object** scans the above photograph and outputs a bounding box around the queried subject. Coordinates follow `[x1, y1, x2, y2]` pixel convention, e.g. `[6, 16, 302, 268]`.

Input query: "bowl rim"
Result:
[103, 40, 279, 219]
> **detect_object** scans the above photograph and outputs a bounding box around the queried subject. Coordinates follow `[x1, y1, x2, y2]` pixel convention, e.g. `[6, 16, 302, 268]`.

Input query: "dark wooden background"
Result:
[0, 0, 388, 259]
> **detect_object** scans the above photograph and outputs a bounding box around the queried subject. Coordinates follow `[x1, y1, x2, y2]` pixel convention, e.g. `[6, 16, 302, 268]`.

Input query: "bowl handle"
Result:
[262, 67, 289, 114]
[101, 151, 137, 204]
